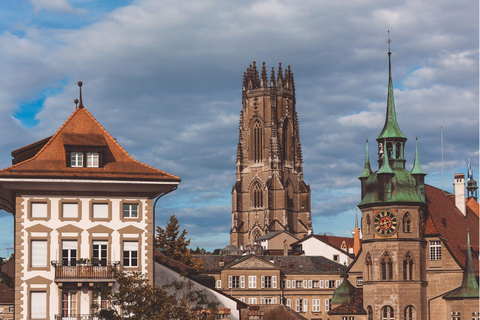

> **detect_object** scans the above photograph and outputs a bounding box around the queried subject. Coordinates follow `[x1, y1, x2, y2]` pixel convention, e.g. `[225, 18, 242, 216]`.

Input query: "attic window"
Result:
[71, 152, 83, 167]
[87, 152, 99, 167]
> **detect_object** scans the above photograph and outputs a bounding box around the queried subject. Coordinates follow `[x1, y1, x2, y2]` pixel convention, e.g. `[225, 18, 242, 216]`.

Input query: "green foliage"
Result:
[155, 215, 202, 270]
[93, 271, 218, 320]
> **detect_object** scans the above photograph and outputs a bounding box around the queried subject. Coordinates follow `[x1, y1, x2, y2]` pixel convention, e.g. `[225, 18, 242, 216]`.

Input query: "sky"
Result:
[0, 0, 477, 253]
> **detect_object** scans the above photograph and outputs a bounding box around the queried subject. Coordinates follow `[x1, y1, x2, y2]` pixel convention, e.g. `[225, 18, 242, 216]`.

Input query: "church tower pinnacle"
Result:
[230, 62, 312, 248]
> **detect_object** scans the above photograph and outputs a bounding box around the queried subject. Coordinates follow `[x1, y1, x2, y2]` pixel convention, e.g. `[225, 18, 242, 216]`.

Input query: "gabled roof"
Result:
[0, 107, 180, 182]
[292, 234, 354, 255]
[224, 254, 280, 270]
[254, 230, 298, 242]
[466, 197, 479, 217]
[424, 185, 479, 275]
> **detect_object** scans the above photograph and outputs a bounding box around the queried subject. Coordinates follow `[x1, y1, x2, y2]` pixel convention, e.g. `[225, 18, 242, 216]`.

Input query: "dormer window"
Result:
[71, 152, 83, 167]
[87, 152, 99, 167]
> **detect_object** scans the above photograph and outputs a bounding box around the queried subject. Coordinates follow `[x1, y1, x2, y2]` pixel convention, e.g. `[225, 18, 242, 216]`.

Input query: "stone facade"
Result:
[230, 62, 312, 248]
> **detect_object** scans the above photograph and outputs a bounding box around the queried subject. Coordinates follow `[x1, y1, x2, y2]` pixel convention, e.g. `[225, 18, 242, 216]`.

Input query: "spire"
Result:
[444, 231, 479, 299]
[377, 32, 406, 141]
[353, 209, 361, 256]
[359, 140, 373, 178]
[78, 81, 84, 109]
[270, 67, 276, 87]
[411, 138, 427, 175]
[261, 62, 268, 88]
[377, 140, 394, 174]
[277, 62, 284, 88]
[330, 272, 356, 305]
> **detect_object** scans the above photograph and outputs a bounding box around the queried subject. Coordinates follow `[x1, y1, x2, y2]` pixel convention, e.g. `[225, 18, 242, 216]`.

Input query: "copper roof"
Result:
[0, 107, 179, 182]
[328, 288, 366, 315]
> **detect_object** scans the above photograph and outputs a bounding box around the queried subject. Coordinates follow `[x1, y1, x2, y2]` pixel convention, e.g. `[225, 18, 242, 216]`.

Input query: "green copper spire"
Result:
[411, 138, 427, 175]
[377, 46, 406, 141]
[377, 140, 394, 174]
[330, 272, 356, 305]
[444, 231, 479, 299]
[359, 140, 373, 178]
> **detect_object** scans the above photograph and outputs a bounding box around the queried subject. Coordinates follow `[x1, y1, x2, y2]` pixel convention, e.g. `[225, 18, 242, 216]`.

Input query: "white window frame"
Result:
[357, 277, 363, 286]
[295, 299, 302, 312]
[286, 299, 291, 308]
[303, 280, 307, 288]
[31, 240, 48, 268]
[216, 280, 221, 289]
[319, 280, 324, 288]
[312, 299, 320, 312]
[325, 299, 330, 312]
[336, 279, 341, 287]
[123, 203, 138, 218]
[123, 241, 138, 267]
[62, 291, 77, 317]
[31, 202, 48, 218]
[429, 240, 442, 260]
[272, 276, 277, 288]
[30, 291, 47, 319]
[71, 152, 83, 167]
[308, 280, 312, 288]
[286, 280, 290, 288]
[313, 280, 319, 288]
[248, 298, 257, 304]
[87, 152, 99, 167]
[240, 276, 245, 288]
[248, 275, 257, 288]
[92, 203, 109, 219]
[303, 299, 308, 312]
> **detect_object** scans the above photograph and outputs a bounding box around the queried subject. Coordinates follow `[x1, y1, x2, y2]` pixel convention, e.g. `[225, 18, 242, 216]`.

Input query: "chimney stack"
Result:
[454, 173, 466, 215]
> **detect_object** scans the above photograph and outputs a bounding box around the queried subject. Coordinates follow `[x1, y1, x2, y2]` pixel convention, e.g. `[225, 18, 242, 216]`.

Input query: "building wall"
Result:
[299, 237, 352, 265]
[259, 233, 298, 251]
[16, 194, 153, 320]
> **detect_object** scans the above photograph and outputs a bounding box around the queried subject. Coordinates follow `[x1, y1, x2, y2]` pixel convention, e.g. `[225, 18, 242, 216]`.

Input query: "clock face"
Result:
[373, 211, 398, 237]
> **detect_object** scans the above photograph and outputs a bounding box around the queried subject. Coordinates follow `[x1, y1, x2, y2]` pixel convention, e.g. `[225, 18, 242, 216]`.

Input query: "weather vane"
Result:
[387, 30, 392, 54]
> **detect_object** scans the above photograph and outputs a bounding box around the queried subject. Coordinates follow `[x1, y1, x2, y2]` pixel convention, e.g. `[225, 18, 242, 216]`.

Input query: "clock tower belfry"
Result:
[357, 47, 428, 320]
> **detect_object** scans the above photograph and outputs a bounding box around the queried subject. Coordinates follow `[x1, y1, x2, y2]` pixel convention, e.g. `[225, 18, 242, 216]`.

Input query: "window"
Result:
[286, 299, 291, 308]
[62, 292, 77, 317]
[216, 280, 221, 289]
[123, 241, 138, 267]
[319, 280, 324, 288]
[451, 311, 461, 320]
[252, 183, 263, 208]
[87, 152, 99, 167]
[365, 253, 372, 281]
[325, 299, 330, 312]
[252, 121, 263, 163]
[308, 280, 312, 288]
[93, 241, 108, 266]
[71, 152, 83, 167]
[238, 298, 245, 302]
[303, 280, 307, 288]
[248, 275, 257, 288]
[229, 276, 242, 288]
[93, 292, 109, 313]
[366, 214, 371, 234]
[367, 306, 373, 320]
[312, 280, 319, 288]
[62, 202, 78, 219]
[303, 299, 308, 312]
[31, 240, 48, 268]
[403, 212, 411, 233]
[342, 318, 355, 320]
[262, 276, 276, 288]
[262, 298, 273, 305]
[382, 306, 394, 320]
[31, 202, 47, 218]
[403, 252, 414, 280]
[357, 277, 363, 286]
[333, 254, 339, 262]
[472, 312, 479, 320]
[336, 280, 341, 287]
[8, 307, 13, 313]
[404, 305, 414, 320]
[286, 280, 290, 288]
[430, 240, 442, 260]
[312, 299, 320, 312]
[381, 252, 393, 281]
[295, 299, 303, 312]
[30, 292, 47, 319]
[295, 280, 303, 288]
[62, 241, 77, 266]
[93, 203, 109, 219]
[248, 298, 257, 305]
[123, 204, 138, 218]
[327, 280, 335, 288]
[283, 120, 294, 163]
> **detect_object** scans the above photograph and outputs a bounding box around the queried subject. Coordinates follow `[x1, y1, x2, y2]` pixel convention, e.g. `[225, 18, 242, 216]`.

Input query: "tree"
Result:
[155, 215, 202, 270]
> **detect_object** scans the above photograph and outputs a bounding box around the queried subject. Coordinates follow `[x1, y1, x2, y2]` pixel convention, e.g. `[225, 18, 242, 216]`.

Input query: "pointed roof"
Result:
[331, 273, 356, 305]
[0, 107, 180, 182]
[359, 140, 372, 179]
[444, 232, 479, 299]
[353, 211, 361, 256]
[377, 51, 406, 141]
[411, 138, 427, 175]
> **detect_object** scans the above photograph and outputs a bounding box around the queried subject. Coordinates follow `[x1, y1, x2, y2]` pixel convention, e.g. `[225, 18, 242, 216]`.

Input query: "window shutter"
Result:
[216, 280, 221, 289]
[286, 299, 291, 308]
[93, 203, 108, 219]
[336, 280, 341, 287]
[62, 240, 77, 250]
[308, 280, 312, 288]
[31, 203, 48, 218]
[62, 203, 78, 218]
[228, 276, 232, 288]
[30, 292, 47, 319]
[286, 280, 290, 288]
[303, 280, 307, 288]
[273, 297, 277, 304]
[320, 280, 324, 288]
[123, 241, 138, 251]
[303, 299, 308, 312]
[272, 276, 277, 288]
[295, 299, 300, 312]
[261, 276, 265, 288]
[240, 276, 245, 288]
[261, 298, 265, 305]
[31, 241, 47, 267]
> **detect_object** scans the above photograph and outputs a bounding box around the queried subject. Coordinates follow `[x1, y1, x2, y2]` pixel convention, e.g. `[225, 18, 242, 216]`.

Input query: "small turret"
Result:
[359, 140, 373, 199]
[411, 138, 427, 202]
[353, 210, 361, 256]
[467, 159, 478, 200]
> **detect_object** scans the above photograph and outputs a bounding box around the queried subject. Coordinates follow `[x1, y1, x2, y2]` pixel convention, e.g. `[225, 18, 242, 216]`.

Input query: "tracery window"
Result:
[403, 212, 411, 233]
[403, 252, 414, 280]
[404, 305, 414, 320]
[252, 121, 263, 163]
[283, 120, 294, 163]
[382, 306, 394, 320]
[367, 306, 373, 320]
[366, 214, 371, 234]
[381, 252, 393, 281]
[365, 253, 372, 281]
[252, 183, 263, 208]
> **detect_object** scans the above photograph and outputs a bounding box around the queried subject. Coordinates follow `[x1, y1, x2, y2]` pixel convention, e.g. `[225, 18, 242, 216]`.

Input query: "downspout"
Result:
[152, 185, 178, 284]
[428, 291, 447, 320]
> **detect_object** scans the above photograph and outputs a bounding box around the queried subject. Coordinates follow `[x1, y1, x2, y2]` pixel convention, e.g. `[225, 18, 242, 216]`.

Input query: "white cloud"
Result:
[29, 0, 87, 14]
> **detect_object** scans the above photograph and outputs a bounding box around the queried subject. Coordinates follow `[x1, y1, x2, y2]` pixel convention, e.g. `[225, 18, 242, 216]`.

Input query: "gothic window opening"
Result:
[366, 214, 371, 234]
[381, 252, 393, 281]
[365, 253, 372, 281]
[403, 252, 414, 280]
[367, 306, 373, 320]
[382, 306, 394, 320]
[396, 143, 402, 159]
[252, 229, 261, 241]
[252, 183, 263, 209]
[252, 121, 263, 163]
[283, 120, 294, 163]
[287, 182, 294, 209]
[386, 142, 393, 158]
[404, 305, 414, 320]
[403, 212, 411, 233]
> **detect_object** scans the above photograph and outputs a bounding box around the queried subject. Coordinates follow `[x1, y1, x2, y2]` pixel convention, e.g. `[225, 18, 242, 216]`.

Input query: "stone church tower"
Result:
[230, 61, 312, 248]
[357, 48, 428, 319]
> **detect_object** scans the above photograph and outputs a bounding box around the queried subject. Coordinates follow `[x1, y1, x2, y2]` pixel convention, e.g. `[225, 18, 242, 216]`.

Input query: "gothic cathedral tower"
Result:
[230, 62, 312, 248]
[358, 48, 428, 319]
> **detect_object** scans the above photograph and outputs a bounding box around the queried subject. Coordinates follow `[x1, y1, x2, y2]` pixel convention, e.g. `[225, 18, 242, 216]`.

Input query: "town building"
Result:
[199, 254, 345, 319]
[0, 83, 180, 319]
[328, 49, 479, 320]
[230, 62, 313, 248]
[291, 234, 356, 266]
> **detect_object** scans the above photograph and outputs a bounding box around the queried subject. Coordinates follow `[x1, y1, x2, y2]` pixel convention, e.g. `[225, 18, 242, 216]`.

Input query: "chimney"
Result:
[283, 240, 288, 256]
[454, 173, 466, 215]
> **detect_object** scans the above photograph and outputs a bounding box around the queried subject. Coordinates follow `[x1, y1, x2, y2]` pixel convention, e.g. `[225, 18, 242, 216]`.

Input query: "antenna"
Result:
[441, 126, 444, 192]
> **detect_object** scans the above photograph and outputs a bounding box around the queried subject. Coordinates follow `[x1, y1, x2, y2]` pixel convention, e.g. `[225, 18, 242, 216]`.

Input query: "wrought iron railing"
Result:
[51, 261, 119, 281]
[54, 315, 99, 320]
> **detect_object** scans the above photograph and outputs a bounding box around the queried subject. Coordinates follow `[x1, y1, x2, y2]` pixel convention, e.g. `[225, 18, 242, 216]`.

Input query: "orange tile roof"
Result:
[424, 185, 479, 275]
[466, 198, 479, 217]
[0, 107, 180, 182]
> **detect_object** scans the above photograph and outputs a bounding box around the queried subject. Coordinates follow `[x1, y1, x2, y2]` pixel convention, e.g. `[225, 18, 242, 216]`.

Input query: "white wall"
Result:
[300, 238, 352, 265]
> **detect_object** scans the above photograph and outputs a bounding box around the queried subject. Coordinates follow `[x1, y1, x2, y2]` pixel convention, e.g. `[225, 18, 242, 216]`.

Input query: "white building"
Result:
[291, 235, 355, 266]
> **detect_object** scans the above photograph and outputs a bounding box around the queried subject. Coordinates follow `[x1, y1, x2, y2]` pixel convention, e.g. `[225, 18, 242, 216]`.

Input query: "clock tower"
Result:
[357, 47, 428, 319]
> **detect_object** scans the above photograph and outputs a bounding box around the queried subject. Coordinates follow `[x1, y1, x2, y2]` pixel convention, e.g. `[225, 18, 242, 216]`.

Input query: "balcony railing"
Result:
[52, 261, 120, 282]
[54, 315, 98, 320]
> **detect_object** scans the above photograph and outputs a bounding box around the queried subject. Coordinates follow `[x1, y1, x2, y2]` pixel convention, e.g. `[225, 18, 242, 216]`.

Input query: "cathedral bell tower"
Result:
[230, 61, 312, 248]
[357, 42, 428, 320]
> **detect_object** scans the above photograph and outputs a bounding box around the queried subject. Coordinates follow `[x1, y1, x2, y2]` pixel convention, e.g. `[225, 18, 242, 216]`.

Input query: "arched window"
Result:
[367, 306, 373, 320]
[251, 183, 263, 208]
[286, 181, 294, 209]
[386, 142, 393, 158]
[404, 305, 414, 320]
[252, 121, 263, 163]
[381, 252, 393, 281]
[283, 120, 294, 163]
[252, 229, 261, 241]
[366, 214, 371, 234]
[403, 212, 411, 233]
[382, 306, 394, 320]
[396, 143, 402, 159]
[403, 252, 414, 280]
[365, 253, 372, 281]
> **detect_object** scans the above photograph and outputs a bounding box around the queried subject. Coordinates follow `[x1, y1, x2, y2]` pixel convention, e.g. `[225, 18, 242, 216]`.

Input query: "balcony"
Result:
[51, 261, 120, 283]
[54, 315, 98, 320]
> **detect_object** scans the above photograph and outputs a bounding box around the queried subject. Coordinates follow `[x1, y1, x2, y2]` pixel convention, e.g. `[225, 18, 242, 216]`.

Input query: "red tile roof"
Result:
[466, 198, 479, 217]
[424, 185, 479, 275]
[313, 235, 355, 253]
[0, 283, 13, 304]
[0, 107, 179, 182]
